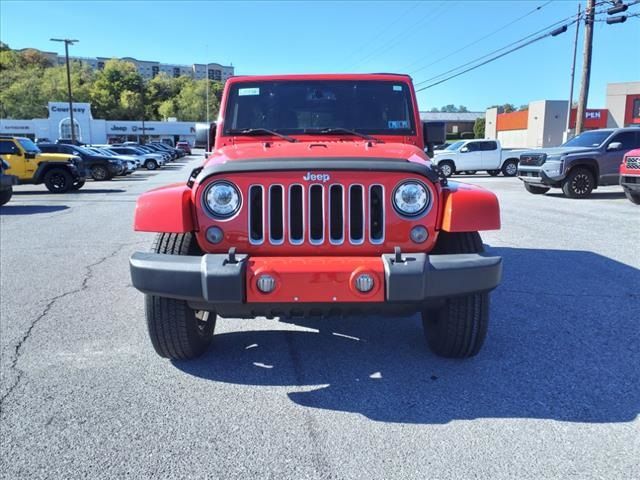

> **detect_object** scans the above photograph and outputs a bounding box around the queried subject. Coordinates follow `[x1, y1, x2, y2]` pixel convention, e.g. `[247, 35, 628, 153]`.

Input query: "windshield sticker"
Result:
[393, 85, 403, 91]
[388, 120, 409, 129]
[239, 87, 260, 96]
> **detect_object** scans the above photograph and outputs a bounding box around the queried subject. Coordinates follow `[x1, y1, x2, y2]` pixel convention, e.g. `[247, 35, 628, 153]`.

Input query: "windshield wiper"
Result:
[306, 128, 383, 143]
[229, 128, 297, 143]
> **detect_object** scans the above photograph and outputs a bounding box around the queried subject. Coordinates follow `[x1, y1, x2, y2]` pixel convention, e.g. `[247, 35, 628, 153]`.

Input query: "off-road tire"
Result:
[501, 159, 518, 177]
[71, 179, 85, 191]
[145, 233, 215, 360]
[438, 161, 455, 178]
[422, 231, 489, 358]
[43, 168, 73, 193]
[487, 170, 500, 176]
[562, 168, 594, 198]
[624, 189, 640, 205]
[0, 187, 12, 206]
[145, 160, 158, 170]
[524, 183, 550, 195]
[91, 165, 110, 181]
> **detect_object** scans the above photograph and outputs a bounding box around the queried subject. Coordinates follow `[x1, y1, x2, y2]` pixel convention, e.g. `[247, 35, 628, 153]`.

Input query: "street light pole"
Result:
[51, 38, 79, 143]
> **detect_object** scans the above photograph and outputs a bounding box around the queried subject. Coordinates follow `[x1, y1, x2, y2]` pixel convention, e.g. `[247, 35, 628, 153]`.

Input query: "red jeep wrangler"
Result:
[620, 148, 640, 204]
[130, 74, 502, 360]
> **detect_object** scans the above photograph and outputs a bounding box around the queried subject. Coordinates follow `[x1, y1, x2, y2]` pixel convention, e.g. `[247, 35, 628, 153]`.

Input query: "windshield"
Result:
[445, 141, 465, 151]
[224, 80, 415, 136]
[563, 130, 612, 148]
[17, 138, 41, 154]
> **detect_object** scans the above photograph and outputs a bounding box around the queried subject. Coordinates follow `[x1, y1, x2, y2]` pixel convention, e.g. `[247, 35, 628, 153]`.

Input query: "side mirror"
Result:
[607, 142, 622, 151]
[422, 121, 446, 151]
[24, 152, 35, 159]
[460, 146, 469, 153]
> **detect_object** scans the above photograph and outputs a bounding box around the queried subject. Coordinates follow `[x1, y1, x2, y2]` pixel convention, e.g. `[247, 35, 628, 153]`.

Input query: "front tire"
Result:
[91, 165, 110, 181]
[562, 168, 594, 198]
[145, 160, 158, 170]
[438, 161, 455, 178]
[501, 159, 518, 177]
[524, 183, 550, 195]
[145, 233, 215, 360]
[0, 187, 12, 206]
[422, 231, 489, 358]
[43, 168, 73, 193]
[71, 179, 85, 191]
[624, 188, 640, 205]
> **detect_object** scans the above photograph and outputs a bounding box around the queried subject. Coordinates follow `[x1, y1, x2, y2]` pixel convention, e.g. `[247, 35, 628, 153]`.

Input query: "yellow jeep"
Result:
[0, 136, 86, 193]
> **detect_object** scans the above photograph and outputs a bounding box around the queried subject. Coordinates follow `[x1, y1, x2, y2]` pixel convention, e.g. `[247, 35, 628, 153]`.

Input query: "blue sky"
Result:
[2, 0, 639, 112]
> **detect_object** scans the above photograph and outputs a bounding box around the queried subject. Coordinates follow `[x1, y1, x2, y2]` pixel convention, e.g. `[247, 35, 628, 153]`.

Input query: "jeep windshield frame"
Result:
[222, 79, 416, 138]
[17, 138, 41, 154]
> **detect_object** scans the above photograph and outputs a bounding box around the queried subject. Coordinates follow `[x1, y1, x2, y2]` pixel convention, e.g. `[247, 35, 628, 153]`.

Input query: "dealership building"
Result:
[485, 81, 640, 148]
[0, 102, 197, 145]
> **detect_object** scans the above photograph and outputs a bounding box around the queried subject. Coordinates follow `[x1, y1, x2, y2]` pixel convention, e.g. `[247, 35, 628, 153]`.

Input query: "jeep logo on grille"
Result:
[303, 172, 330, 182]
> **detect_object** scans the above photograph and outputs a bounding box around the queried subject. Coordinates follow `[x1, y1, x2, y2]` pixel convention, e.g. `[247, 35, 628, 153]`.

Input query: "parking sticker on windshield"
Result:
[388, 120, 409, 129]
[239, 88, 260, 96]
[393, 85, 403, 91]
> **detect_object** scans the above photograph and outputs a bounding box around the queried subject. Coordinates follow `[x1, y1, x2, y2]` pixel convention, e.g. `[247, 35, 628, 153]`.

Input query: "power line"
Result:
[350, 1, 451, 70]
[404, 0, 553, 75]
[415, 17, 580, 92]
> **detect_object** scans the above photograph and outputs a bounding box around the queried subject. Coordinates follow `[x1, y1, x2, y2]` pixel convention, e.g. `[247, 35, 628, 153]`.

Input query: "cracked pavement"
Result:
[1, 156, 638, 479]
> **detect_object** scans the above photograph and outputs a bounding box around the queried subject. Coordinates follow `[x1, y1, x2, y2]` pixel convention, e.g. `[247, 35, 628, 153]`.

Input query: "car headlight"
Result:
[393, 181, 430, 216]
[204, 181, 241, 218]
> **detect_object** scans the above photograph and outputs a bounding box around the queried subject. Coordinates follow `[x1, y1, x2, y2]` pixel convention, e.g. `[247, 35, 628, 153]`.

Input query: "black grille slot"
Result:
[349, 185, 364, 242]
[249, 186, 263, 243]
[329, 185, 344, 242]
[369, 185, 384, 242]
[309, 185, 324, 242]
[289, 185, 304, 243]
[269, 186, 284, 242]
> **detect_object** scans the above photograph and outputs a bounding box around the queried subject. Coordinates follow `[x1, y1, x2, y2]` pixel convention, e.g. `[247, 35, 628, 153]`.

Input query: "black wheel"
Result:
[43, 168, 73, 193]
[0, 187, 12, 206]
[524, 183, 550, 195]
[91, 165, 109, 181]
[422, 231, 489, 358]
[562, 168, 594, 198]
[145, 160, 158, 170]
[438, 161, 455, 178]
[624, 188, 640, 205]
[501, 159, 518, 177]
[145, 233, 215, 360]
[71, 179, 85, 191]
[487, 170, 500, 177]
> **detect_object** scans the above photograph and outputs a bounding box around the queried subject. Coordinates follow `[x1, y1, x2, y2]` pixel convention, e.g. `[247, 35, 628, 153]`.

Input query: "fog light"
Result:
[410, 226, 429, 243]
[355, 273, 374, 293]
[256, 274, 276, 293]
[206, 226, 224, 244]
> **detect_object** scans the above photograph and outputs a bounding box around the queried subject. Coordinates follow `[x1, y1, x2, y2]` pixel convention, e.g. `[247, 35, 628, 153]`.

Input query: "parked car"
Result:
[107, 146, 165, 170]
[0, 157, 19, 205]
[176, 141, 192, 155]
[518, 127, 640, 198]
[123, 143, 172, 162]
[86, 147, 139, 171]
[0, 136, 86, 192]
[433, 139, 524, 177]
[39, 143, 124, 180]
[620, 148, 640, 204]
[129, 73, 503, 361]
[149, 142, 184, 158]
[141, 143, 176, 160]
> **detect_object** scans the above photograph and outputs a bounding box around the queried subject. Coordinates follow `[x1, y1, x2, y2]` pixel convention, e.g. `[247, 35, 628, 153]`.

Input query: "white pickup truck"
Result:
[432, 139, 525, 177]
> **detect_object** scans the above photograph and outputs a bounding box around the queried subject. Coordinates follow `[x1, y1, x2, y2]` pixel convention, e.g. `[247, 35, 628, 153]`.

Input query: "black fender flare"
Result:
[566, 158, 600, 181]
[33, 162, 75, 184]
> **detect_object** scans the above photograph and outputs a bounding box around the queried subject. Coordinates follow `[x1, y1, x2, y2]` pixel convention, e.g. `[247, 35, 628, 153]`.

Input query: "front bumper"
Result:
[518, 164, 564, 186]
[130, 252, 502, 317]
[620, 174, 640, 192]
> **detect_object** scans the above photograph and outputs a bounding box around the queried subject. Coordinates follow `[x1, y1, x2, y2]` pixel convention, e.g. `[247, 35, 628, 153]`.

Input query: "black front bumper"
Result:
[621, 175, 640, 192]
[130, 251, 502, 317]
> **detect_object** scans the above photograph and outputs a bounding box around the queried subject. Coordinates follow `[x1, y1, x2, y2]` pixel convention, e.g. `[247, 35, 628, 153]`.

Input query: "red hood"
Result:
[205, 140, 430, 167]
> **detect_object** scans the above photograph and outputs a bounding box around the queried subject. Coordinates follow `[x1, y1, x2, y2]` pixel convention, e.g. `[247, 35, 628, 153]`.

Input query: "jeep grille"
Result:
[248, 183, 385, 246]
[625, 156, 640, 170]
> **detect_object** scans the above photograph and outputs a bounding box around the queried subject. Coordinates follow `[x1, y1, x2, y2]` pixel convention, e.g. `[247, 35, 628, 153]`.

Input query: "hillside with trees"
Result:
[0, 43, 223, 121]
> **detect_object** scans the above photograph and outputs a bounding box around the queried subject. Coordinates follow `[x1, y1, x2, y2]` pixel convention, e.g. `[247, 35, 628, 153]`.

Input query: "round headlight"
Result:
[204, 181, 241, 218]
[393, 181, 429, 216]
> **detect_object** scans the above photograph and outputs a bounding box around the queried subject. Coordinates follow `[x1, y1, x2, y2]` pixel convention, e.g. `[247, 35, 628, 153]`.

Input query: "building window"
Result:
[173, 67, 180, 78]
[59, 118, 81, 141]
[633, 99, 640, 119]
[98, 61, 104, 70]
[152, 66, 159, 77]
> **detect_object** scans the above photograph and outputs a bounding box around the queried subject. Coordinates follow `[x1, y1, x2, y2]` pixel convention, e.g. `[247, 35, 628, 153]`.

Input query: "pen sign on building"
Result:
[0, 102, 198, 145]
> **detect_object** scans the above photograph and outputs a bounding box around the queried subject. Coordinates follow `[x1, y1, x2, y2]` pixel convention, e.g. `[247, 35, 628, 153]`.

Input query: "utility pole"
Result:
[575, 0, 595, 135]
[141, 82, 146, 144]
[50, 38, 79, 143]
[565, 3, 581, 140]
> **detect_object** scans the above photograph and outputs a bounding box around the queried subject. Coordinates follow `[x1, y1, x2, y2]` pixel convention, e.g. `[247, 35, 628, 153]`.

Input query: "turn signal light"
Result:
[256, 274, 276, 293]
[355, 273, 374, 293]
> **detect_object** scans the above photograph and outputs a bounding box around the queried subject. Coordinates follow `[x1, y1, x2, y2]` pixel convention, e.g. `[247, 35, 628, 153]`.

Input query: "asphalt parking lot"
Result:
[1, 153, 638, 479]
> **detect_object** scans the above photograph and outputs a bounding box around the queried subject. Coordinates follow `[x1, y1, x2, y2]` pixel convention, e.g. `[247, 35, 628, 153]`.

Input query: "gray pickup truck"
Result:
[518, 127, 640, 198]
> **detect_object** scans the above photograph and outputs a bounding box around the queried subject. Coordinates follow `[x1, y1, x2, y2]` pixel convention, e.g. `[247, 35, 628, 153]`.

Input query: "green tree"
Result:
[473, 117, 486, 139]
[90, 59, 144, 119]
